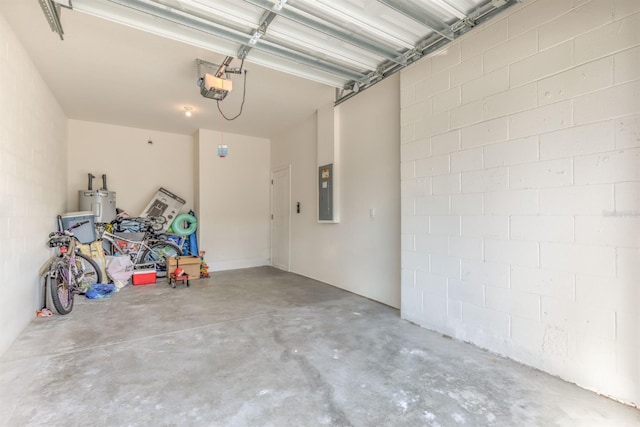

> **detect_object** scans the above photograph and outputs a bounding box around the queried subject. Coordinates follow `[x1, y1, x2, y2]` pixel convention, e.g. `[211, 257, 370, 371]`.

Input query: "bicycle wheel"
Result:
[76, 253, 103, 288]
[140, 242, 181, 277]
[48, 258, 74, 315]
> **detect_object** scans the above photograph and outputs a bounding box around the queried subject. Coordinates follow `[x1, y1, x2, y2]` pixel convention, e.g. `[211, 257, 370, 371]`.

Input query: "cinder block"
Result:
[401, 100, 431, 126]
[421, 295, 447, 330]
[448, 278, 484, 307]
[538, 57, 613, 106]
[462, 67, 509, 104]
[576, 216, 640, 247]
[462, 303, 510, 338]
[575, 81, 640, 125]
[575, 13, 640, 64]
[462, 215, 509, 239]
[540, 121, 614, 159]
[511, 265, 574, 300]
[415, 70, 450, 101]
[460, 19, 508, 61]
[450, 193, 483, 215]
[401, 233, 415, 252]
[538, 0, 614, 50]
[401, 197, 415, 215]
[484, 136, 539, 168]
[485, 239, 539, 268]
[508, 0, 572, 39]
[400, 88, 415, 109]
[415, 154, 450, 178]
[510, 41, 574, 88]
[616, 247, 640, 281]
[614, 46, 640, 84]
[415, 233, 449, 255]
[402, 177, 431, 198]
[451, 147, 483, 173]
[539, 184, 613, 215]
[450, 55, 483, 87]
[510, 215, 574, 242]
[576, 274, 638, 315]
[483, 83, 538, 120]
[614, 0, 640, 19]
[401, 58, 431, 91]
[401, 139, 430, 162]
[401, 250, 428, 270]
[429, 215, 460, 236]
[401, 268, 416, 289]
[509, 100, 573, 139]
[401, 179, 423, 200]
[448, 236, 483, 261]
[433, 87, 461, 115]
[510, 316, 544, 356]
[400, 161, 415, 180]
[461, 167, 509, 193]
[540, 242, 616, 276]
[486, 286, 541, 321]
[401, 279, 422, 323]
[430, 253, 461, 279]
[402, 214, 429, 234]
[484, 189, 538, 215]
[447, 299, 463, 322]
[574, 148, 640, 185]
[461, 117, 509, 149]
[484, 29, 538, 74]
[416, 270, 448, 297]
[432, 173, 461, 195]
[415, 111, 450, 139]
[431, 130, 460, 156]
[451, 100, 483, 129]
[615, 181, 640, 213]
[432, 44, 461, 75]
[509, 158, 573, 189]
[614, 114, 640, 149]
[415, 194, 449, 216]
[401, 124, 415, 144]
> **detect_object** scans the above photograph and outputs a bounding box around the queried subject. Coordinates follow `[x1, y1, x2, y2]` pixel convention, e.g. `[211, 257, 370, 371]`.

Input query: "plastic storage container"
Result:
[60, 211, 96, 244]
[132, 269, 157, 285]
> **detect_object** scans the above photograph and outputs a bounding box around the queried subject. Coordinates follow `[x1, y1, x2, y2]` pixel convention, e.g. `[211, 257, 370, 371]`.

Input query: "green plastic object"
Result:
[171, 213, 198, 236]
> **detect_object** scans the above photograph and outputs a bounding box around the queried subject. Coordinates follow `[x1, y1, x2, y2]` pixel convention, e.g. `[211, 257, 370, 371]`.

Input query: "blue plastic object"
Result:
[86, 283, 117, 299]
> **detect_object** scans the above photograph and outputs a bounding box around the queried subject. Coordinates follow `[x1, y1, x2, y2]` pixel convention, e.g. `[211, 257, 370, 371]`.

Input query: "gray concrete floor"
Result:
[1, 266, 638, 426]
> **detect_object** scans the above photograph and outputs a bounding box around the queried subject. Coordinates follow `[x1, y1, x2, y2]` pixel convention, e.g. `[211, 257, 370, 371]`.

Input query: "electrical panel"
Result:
[318, 164, 333, 221]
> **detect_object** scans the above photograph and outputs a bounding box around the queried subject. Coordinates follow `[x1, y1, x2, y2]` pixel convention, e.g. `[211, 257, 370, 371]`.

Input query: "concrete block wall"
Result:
[400, 0, 640, 406]
[0, 13, 67, 355]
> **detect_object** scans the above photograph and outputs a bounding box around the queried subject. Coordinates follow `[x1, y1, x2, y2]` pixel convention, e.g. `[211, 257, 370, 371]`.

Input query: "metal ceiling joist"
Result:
[375, 0, 455, 41]
[241, 0, 405, 65]
[43, 0, 524, 103]
[97, 0, 364, 81]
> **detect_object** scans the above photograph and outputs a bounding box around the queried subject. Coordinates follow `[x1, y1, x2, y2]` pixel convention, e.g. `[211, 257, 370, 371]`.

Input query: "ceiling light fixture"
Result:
[184, 106, 193, 117]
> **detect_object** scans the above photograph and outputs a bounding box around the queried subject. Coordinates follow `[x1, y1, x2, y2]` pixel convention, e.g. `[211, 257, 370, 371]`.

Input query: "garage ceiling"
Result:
[0, 1, 519, 137]
[43, 0, 520, 102]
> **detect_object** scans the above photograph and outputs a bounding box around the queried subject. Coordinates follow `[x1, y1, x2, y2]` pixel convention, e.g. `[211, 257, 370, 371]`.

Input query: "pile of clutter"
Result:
[56, 183, 211, 291]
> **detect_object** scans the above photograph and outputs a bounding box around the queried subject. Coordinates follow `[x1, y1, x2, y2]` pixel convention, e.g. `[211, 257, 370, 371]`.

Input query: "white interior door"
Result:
[271, 166, 291, 271]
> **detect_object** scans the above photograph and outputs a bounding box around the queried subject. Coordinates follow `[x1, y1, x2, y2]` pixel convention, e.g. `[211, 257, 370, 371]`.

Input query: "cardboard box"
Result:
[167, 256, 201, 278]
[132, 269, 157, 285]
[139, 187, 186, 231]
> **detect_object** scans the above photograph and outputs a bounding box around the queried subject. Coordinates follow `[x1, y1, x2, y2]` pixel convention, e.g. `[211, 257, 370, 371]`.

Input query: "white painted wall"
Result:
[195, 129, 271, 271]
[271, 76, 401, 308]
[67, 120, 194, 216]
[0, 13, 67, 355]
[400, 0, 640, 406]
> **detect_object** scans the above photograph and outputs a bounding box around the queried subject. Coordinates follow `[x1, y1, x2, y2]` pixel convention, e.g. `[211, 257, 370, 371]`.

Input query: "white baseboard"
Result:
[209, 258, 270, 272]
